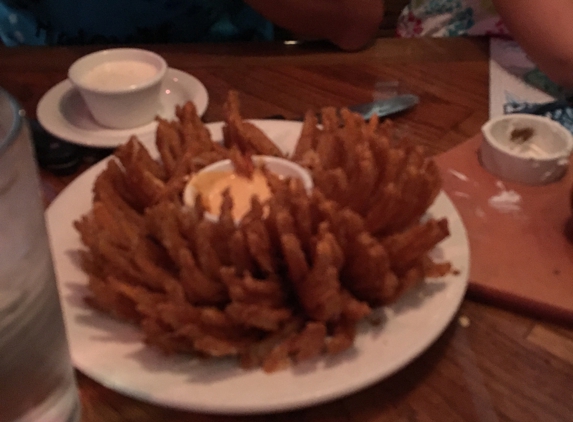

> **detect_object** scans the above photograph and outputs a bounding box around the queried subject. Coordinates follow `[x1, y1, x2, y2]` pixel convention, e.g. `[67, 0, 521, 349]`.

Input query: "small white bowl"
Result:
[68, 48, 167, 129]
[480, 114, 573, 185]
[183, 155, 313, 223]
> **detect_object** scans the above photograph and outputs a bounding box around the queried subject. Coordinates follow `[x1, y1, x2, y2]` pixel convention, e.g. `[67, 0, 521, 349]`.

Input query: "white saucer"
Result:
[37, 68, 209, 149]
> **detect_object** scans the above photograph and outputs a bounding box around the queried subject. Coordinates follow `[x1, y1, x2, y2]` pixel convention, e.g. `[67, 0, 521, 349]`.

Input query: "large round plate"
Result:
[46, 120, 469, 414]
[37, 68, 208, 149]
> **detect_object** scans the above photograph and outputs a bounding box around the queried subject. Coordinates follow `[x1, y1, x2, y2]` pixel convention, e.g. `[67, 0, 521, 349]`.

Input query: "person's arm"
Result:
[492, 0, 573, 88]
[244, 0, 385, 51]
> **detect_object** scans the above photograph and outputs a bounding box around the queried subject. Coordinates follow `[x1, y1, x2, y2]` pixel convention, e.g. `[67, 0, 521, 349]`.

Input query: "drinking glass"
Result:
[0, 88, 81, 422]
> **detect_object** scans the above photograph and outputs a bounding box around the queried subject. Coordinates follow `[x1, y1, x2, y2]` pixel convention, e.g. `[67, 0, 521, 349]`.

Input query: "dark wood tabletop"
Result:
[1, 37, 572, 422]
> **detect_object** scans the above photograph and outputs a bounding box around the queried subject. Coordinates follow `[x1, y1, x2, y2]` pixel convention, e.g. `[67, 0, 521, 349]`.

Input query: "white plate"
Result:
[37, 68, 208, 149]
[46, 120, 469, 415]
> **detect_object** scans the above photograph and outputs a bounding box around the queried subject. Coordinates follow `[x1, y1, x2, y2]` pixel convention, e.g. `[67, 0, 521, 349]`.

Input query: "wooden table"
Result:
[2, 37, 572, 422]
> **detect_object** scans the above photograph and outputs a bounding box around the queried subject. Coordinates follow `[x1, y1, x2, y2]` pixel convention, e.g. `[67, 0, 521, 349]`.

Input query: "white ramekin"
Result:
[68, 48, 167, 129]
[480, 114, 573, 185]
[183, 155, 314, 222]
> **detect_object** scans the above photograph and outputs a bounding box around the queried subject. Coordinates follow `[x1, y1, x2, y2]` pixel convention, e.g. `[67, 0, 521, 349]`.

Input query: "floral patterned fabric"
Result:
[397, 0, 509, 37]
[0, 0, 273, 46]
[397, 1, 573, 134]
[505, 96, 573, 135]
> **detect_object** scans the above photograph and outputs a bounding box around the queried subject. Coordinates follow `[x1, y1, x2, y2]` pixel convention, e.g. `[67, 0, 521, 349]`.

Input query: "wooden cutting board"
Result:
[434, 135, 573, 324]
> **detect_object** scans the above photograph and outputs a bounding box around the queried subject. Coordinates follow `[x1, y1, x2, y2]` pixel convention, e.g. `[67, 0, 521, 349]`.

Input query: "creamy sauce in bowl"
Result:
[81, 60, 158, 91]
[183, 155, 314, 221]
[480, 114, 573, 185]
[184, 168, 273, 221]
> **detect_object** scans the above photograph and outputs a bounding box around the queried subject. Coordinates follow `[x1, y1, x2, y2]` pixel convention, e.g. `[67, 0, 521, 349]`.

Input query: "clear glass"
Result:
[0, 88, 81, 422]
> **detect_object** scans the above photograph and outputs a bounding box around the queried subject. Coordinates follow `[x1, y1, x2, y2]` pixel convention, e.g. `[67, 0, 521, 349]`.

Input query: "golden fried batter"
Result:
[75, 90, 450, 373]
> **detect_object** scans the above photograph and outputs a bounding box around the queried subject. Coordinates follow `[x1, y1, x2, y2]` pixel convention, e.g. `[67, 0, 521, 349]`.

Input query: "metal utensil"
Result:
[348, 94, 419, 120]
[265, 94, 419, 121]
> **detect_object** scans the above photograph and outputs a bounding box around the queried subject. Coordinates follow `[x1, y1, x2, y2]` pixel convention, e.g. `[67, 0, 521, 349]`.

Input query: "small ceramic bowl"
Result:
[183, 155, 313, 223]
[480, 114, 573, 185]
[68, 48, 167, 129]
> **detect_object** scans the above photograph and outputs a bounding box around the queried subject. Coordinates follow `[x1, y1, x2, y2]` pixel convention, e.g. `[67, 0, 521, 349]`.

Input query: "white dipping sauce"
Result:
[81, 60, 157, 90]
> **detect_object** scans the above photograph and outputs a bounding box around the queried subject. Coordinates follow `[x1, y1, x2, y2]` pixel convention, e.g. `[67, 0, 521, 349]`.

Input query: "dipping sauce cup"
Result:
[481, 114, 573, 185]
[183, 155, 314, 223]
[68, 48, 167, 129]
[0, 88, 81, 421]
